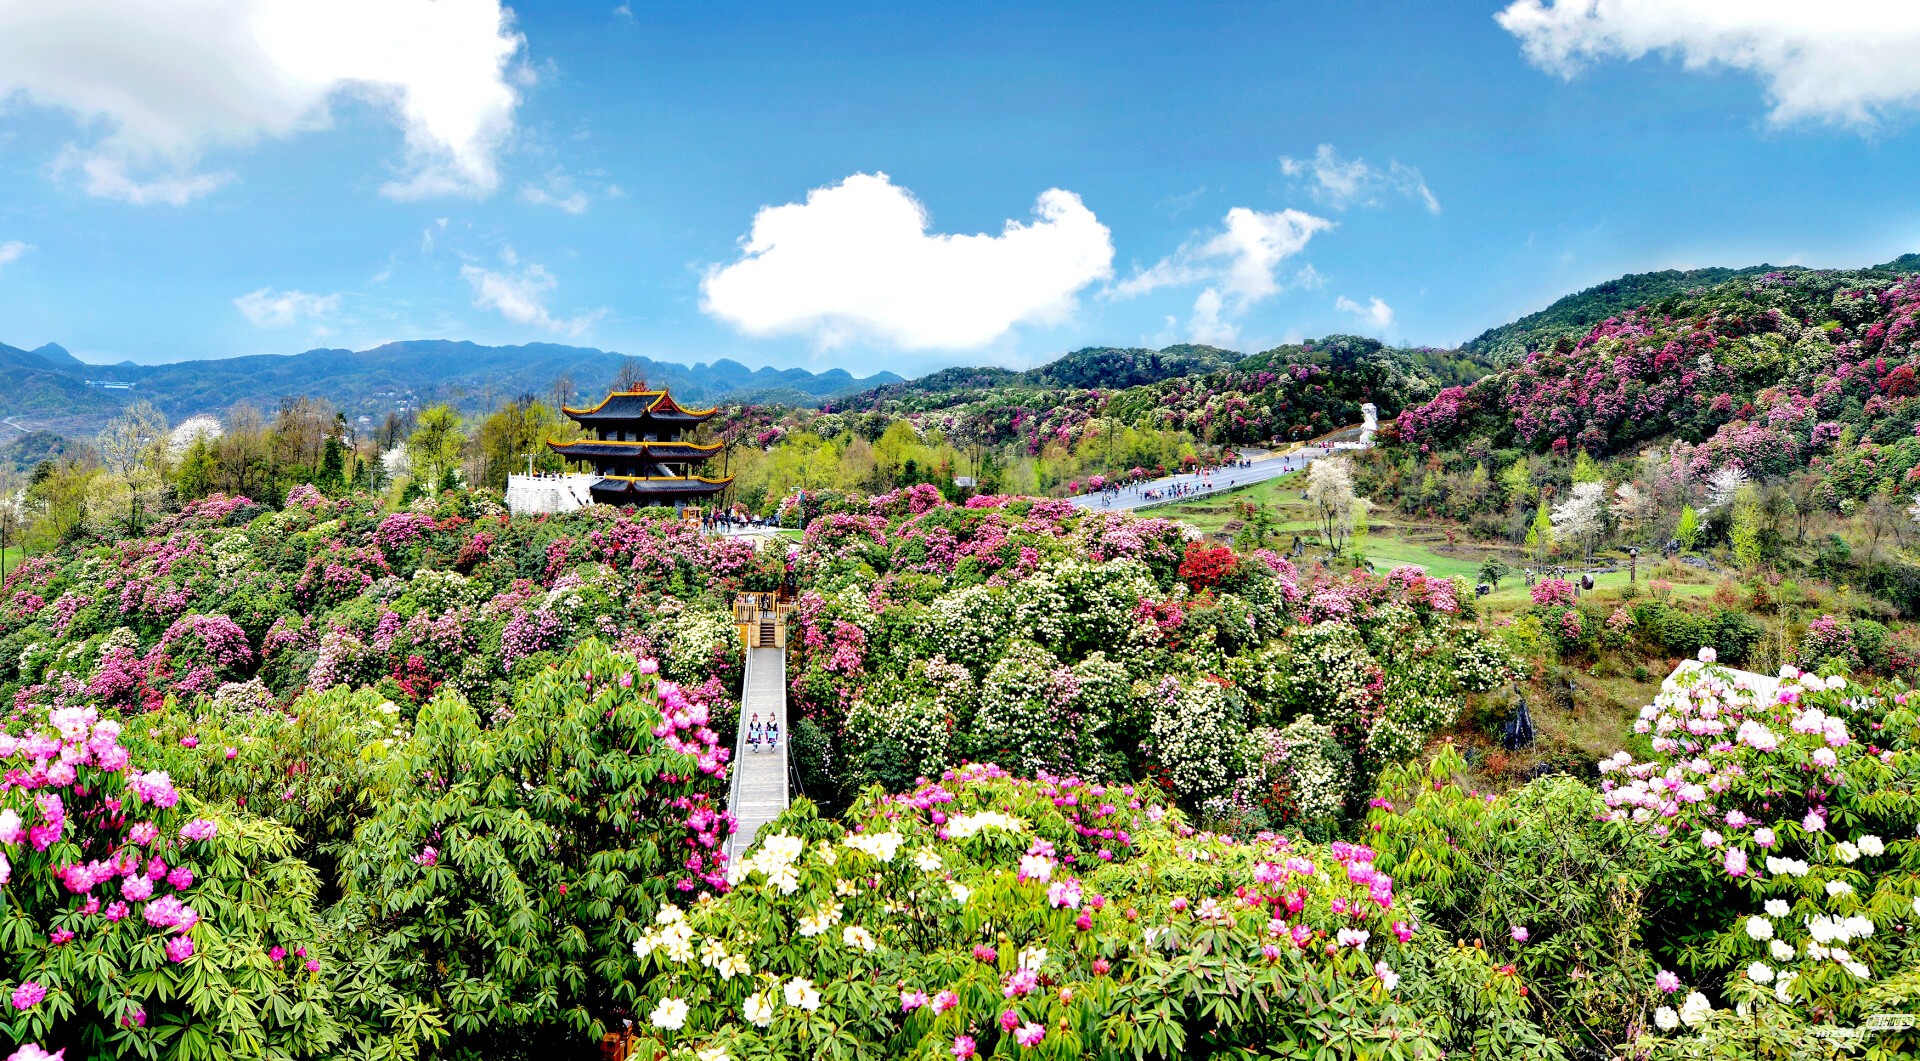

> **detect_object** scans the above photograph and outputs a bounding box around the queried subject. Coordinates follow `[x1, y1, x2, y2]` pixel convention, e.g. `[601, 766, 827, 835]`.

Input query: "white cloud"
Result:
[0, 241, 30, 270]
[701, 172, 1114, 350]
[520, 171, 590, 214]
[462, 255, 604, 337]
[1111, 206, 1333, 346]
[234, 287, 341, 327]
[1335, 295, 1395, 335]
[1496, 1, 1920, 127]
[0, 0, 525, 205]
[1279, 145, 1439, 213]
[1189, 288, 1239, 347]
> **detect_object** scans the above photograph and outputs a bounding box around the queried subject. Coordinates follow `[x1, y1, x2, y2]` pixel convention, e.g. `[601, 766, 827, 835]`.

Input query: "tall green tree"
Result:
[1730, 486, 1763, 571]
[1524, 499, 1553, 565]
[1674, 504, 1702, 551]
[472, 396, 566, 489]
[1500, 456, 1534, 508]
[406, 405, 465, 493]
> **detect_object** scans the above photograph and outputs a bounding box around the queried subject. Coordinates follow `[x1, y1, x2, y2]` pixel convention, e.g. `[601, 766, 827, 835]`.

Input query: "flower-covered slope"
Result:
[1396, 268, 1920, 497]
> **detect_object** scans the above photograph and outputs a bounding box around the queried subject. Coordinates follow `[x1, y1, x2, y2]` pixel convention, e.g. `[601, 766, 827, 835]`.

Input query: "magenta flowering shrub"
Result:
[1394, 268, 1920, 506]
[155, 614, 253, 693]
[0, 498, 758, 721]
[1605, 659, 1919, 1036]
[1530, 578, 1577, 608]
[0, 704, 341, 1057]
[1796, 614, 1858, 670]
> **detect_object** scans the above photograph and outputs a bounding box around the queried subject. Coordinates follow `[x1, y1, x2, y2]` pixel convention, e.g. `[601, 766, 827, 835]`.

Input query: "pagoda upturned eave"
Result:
[589, 476, 734, 504]
[545, 438, 722, 461]
[560, 389, 718, 424]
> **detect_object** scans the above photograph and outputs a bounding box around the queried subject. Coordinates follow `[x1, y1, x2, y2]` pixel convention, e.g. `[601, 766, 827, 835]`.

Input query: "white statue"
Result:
[1360, 403, 1378, 446]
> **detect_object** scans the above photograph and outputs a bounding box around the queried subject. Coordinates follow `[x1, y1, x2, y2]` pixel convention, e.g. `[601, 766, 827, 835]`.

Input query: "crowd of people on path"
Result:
[745, 712, 781, 752]
[1091, 458, 1259, 506]
[701, 510, 775, 535]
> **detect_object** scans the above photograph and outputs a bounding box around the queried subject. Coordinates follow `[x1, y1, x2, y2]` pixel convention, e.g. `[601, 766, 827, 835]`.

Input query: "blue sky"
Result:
[1, 1, 1919, 376]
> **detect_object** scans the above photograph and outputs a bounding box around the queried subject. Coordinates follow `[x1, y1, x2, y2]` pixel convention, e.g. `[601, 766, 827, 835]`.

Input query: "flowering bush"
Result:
[1531, 579, 1577, 608]
[0, 705, 342, 1057]
[329, 640, 735, 1048]
[626, 764, 1556, 1061]
[1603, 658, 1919, 1052]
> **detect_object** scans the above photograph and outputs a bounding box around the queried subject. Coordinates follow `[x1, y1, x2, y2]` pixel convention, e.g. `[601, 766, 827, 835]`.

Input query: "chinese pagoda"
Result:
[547, 387, 731, 507]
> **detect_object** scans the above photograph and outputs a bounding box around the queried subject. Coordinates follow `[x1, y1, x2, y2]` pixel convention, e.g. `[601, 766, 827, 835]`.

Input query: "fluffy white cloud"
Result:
[701, 172, 1114, 350]
[0, 0, 525, 204]
[1188, 288, 1239, 346]
[1497, 1, 1920, 126]
[1279, 145, 1439, 213]
[234, 287, 341, 327]
[1112, 206, 1333, 346]
[462, 255, 604, 337]
[1335, 295, 1395, 335]
[0, 241, 29, 270]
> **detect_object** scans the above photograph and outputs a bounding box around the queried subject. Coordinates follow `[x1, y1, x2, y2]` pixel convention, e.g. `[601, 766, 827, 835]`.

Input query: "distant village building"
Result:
[507, 386, 730, 515]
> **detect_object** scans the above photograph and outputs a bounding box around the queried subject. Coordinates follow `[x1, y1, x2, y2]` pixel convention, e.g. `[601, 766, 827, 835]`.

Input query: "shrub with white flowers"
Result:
[1604, 657, 1919, 1054]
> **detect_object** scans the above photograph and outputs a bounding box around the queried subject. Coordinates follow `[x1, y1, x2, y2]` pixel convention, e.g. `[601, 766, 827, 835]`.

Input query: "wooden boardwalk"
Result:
[727, 645, 790, 862]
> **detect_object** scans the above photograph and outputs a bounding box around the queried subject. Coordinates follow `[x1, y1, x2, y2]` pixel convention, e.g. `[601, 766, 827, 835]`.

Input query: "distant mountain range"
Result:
[0, 339, 904, 435]
[7, 251, 1917, 449]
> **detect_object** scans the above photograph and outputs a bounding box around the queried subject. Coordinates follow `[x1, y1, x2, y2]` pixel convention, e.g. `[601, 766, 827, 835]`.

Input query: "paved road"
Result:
[727, 645, 790, 862]
[1066, 447, 1334, 513]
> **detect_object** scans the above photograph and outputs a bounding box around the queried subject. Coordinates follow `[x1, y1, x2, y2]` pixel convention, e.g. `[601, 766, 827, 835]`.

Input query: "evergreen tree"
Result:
[318, 436, 346, 495]
[175, 436, 217, 501]
[1525, 500, 1553, 565]
[1675, 504, 1702, 551]
[1500, 456, 1533, 508]
[1730, 487, 1763, 571]
[1478, 555, 1510, 590]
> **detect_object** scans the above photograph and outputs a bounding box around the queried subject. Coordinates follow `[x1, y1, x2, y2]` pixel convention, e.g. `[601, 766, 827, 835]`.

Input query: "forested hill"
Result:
[0, 339, 903, 431]
[845, 343, 1246, 407]
[1464, 254, 1920, 365]
[1394, 265, 1920, 503]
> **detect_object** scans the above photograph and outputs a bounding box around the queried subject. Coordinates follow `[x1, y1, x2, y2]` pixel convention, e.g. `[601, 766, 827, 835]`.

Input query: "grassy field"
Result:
[0, 546, 22, 574]
[1156, 467, 1718, 610]
[1148, 464, 1744, 786]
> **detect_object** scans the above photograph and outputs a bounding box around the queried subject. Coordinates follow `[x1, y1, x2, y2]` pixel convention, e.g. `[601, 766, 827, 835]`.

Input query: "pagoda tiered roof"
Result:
[549, 384, 731, 507]
[544, 438, 722, 461]
[561, 388, 718, 425]
[589, 475, 734, 503]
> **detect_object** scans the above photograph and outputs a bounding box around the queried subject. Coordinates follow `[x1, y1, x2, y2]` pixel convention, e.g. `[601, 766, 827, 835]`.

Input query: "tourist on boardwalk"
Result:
[765, 717, 780, 751]
[747, 713, 762, 752]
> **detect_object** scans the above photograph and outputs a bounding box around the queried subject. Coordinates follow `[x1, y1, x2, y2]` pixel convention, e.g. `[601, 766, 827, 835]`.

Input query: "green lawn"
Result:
[1157, 469, 1721, 610]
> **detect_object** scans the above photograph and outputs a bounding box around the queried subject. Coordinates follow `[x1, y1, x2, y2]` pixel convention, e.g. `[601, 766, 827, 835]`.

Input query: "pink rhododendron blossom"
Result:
[10, 982, 44, 1010]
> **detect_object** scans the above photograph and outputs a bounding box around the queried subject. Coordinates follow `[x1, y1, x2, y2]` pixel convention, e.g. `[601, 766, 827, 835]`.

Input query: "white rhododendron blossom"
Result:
[743, 992, 775, 1027]
[649, 997, 689, 1030]
[784, 977, 822, 1011]
[842, 830, 905, 863]
[946, 811, 1025, 839]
